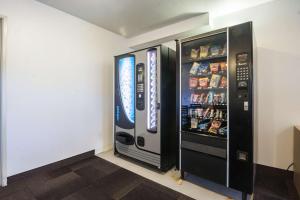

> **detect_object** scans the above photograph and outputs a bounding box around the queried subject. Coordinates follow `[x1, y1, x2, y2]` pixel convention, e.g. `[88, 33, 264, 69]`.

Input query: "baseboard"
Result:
[95, 144, 113, 155]
[7, 150, 95, 184]
[255, 163, 293, 177]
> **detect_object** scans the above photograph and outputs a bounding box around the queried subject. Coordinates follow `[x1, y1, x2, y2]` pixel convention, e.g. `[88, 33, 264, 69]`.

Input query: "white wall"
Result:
[0, 0, 128, 176]
[128, 0, 300, 170]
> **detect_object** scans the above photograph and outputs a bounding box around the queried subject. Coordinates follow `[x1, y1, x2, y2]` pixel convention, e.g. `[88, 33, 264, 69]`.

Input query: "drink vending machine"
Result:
[114, 45, 177, 171]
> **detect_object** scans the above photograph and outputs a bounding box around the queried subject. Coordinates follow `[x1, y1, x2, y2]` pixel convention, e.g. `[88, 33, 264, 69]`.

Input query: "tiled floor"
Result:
[97, 150, 239, 200]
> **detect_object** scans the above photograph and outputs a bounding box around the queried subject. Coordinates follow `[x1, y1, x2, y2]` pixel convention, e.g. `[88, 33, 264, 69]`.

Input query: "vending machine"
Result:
[114, 45, 176, 171]
[178, 22, 254, 197]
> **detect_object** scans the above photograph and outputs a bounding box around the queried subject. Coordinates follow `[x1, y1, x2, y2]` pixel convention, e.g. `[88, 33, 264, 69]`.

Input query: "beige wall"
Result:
[0, 0, 128, 176]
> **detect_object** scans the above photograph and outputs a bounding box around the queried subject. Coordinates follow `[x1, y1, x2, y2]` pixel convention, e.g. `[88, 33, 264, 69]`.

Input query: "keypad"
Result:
[237, 66, 249, 81]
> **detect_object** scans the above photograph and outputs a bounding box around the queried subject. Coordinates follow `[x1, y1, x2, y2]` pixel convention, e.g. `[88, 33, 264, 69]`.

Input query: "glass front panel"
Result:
[119, 56, 135, 123]
[147, 49, 158, 133]
[181, 33, 228, 138]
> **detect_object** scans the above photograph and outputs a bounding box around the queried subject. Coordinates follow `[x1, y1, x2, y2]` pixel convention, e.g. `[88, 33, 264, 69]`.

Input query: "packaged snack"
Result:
[191, 93, 199, 103]
[210, 63, 219, 74]
[198, 62, 209, 75]
[213, 93, 221, 104]
[190, 62, 200, 75]
[189, 77, 198, 88]
[215, 110, 219, 119]
[210, 74, 221, 88]
[190, 49, 199, 59]
[219, 76, 227, 88]
[191, 118, 198, 129]
[199, 119, 211, 130]
[198, 93, 206, 104]
[220, 62, 227, 71]
[218, 126, 227, 136]
[210, 45, 221, 57]
[220, 92, 226, 104]
[199, 45, 210, 58]
[208, 120, 222, 134]
[207, 91, 214, 104]
[199, 77, 209, 89]
[219, 110, 223, 120]
[209, 109, 215, 119]
[195, 108, 203, 118]
[203, 108, 210, 118]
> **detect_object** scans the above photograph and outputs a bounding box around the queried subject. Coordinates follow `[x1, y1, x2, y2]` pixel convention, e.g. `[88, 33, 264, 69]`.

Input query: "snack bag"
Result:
[220, 92, 226, 104]
[198, 62, 209, 75]
[218, 126, 227, 136]
[219, 76, 227, 88]
[189, 77, 198, 88]
[207, 91, 214, 104]
[191, 93, 199, 103]
[195, 108, 203, 118]
[203, 108, 210, 118]
[213, 93, 221, 104]
[199, 45, 210, 58]
[210, 74, 221, 88]
[199, 77, 209, 89]
[190, 62, 200, 75]
[210, 63, 219, 74]
[198, 93, 206, 104]
[220, 62, 227, 71]
[208, 120, 222, 134]
[191, 118, 198, 129]
[190, 49, 199, 59]
[210, 45, 221, 57]
[199, 119, 211, 130]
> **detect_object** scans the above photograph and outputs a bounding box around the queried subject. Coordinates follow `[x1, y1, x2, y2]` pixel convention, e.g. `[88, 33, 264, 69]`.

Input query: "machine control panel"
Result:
[236, 52, 250, 89]
[136, 63, 145, 110]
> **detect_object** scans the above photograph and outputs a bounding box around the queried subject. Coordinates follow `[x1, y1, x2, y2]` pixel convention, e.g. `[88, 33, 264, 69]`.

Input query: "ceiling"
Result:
[36, 0, 272, 38]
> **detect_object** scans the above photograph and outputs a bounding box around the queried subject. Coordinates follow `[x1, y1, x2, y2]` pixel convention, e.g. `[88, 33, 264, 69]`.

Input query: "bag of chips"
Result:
[210, 63, 219, 74]
[210, 74, 221, 88]
[199, 119, 211, 130]
[220, 92, 226, 104]
[207, 91, 214, 105]
[210, 45, 221, 57]
[190, 62, 200, 75]
[199, 45, 210, 59]
[198, 62, 209, 75]
[190, 49, 199, 59]
[189, 77, 198, 88]
[199, 77, 209, 89]
[219, 76, 227, 88]
[191, 118, 198, 129]
[208, 120, 222, 134]
[220, 62, 227, 72]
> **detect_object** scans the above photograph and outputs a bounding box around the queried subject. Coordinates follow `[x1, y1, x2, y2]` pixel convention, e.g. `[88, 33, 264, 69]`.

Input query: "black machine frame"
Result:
[178, 22, 254, 197]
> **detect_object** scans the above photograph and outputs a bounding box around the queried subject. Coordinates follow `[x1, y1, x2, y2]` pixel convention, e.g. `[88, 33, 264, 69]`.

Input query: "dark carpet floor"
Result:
[254, 164, 299, 200]
[0, 156, 194, 200]
[1, 155, 299, 200]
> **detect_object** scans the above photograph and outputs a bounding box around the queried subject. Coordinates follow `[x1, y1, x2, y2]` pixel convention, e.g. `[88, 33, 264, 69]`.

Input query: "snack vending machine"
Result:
[178, 22, 254, 197]
[114, 45, 177, 171]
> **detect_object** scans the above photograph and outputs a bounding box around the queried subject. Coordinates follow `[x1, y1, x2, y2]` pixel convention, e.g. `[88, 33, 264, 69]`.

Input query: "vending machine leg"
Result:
[181, 170, 185, 180]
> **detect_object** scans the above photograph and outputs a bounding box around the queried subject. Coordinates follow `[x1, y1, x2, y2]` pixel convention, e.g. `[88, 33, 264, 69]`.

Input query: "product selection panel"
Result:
[236, 53, 250, 88]
[136, 63, 145, 110]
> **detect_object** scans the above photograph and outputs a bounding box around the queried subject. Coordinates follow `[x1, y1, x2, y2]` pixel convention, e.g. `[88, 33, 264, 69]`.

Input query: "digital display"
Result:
[147, 49, 157, 133]
[119, 56, 135, 123]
